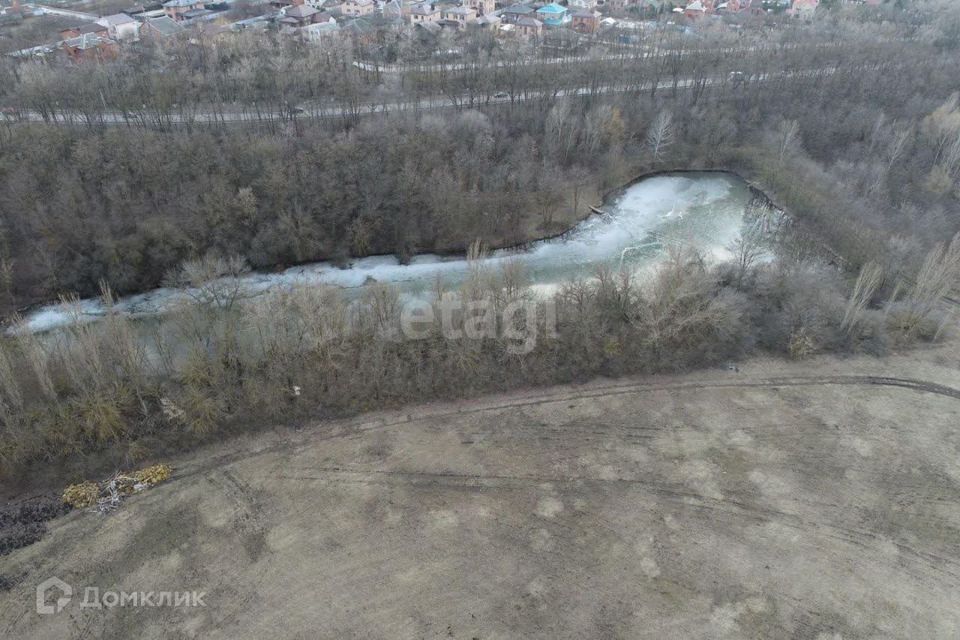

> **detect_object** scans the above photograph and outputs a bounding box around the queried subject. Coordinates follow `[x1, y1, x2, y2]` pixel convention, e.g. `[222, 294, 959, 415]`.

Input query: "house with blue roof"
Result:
[535, 2, 570, 27]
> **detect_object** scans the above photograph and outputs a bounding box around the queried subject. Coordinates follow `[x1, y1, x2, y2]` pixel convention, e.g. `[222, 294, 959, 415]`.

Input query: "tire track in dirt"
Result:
[171, 373, 960, 485]
[273, 466, 960, 587]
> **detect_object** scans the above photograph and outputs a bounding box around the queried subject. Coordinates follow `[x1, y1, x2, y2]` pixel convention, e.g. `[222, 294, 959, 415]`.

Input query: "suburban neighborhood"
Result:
[0, 0, 885, 61]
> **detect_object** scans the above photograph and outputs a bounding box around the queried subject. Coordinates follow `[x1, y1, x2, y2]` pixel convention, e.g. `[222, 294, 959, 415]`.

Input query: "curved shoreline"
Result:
[5, 170, 770, 333]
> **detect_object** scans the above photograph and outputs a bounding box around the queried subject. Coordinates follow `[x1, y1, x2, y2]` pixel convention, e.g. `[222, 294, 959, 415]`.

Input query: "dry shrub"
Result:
[178, 349, 219, 390]
[38, 406, 86, 462]
[62, 481, 100, 509]
[788, 328, 816, 360]
[73, 389, 131, 444]
[132, 463, 172, 485]
[180, 388, 225, 437]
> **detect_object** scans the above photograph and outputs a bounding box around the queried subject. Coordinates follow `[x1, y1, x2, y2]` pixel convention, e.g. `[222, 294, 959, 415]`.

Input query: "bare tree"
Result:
[166, 254, 251, 312]
[646, 110, 674, 163]
[777, 119, 800, 165]
[886, 125, 912, 173]
[841, 262, 883, 334]
[920, 92, 960, 165]
[727, 228, 765, 289]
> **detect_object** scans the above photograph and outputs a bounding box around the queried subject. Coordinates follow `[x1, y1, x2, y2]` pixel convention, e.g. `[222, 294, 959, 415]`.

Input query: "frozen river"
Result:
[17, 172, 777, 334]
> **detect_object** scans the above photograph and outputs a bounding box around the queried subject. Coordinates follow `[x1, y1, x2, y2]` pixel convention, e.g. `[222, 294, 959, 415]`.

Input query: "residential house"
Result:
[280, 4, 320, 26]
[301, 15, 338, 38]
[499, 3, 534, 23]
[62, 33, 118, 62]
[407, 2, 441, 24]
[514, 15, 541, 37]
[97, 13, 141, 41]
[142, 15, 185, 38]
[340, 0, 374, 16]
[163, 0, 207, 21]
[570, 9, 599, 32]
[567, 0, 597, 10]
[59, 22, 109, 40]
[180, 7, 214, 20]
[465, 0, 494, 16]
[440, 5, 476, 26]
[534, 3, 569, 27]
[131, 8, 167, 20]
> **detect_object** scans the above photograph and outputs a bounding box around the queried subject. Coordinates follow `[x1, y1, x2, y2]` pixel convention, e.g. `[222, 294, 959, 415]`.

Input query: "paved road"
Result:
[353, 41, 847, 74]
[27, 3, 100, 21]
[2, 67, 834, 127]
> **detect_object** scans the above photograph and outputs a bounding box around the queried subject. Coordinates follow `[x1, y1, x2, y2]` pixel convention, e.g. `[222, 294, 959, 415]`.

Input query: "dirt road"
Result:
[2, 343, 959, 639]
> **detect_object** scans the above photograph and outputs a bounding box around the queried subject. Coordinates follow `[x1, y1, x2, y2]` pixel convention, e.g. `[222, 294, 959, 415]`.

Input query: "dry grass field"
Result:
[1, 342, 959, 639]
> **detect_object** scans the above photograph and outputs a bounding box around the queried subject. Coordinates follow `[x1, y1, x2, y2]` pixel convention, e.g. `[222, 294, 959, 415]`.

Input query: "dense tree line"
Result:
[1, 12, 958, 314]
[0, 112, 627, 313]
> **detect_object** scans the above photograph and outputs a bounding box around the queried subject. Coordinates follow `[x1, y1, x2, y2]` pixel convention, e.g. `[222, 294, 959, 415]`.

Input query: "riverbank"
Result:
[0, 173, 765, 486]
[0, 165, 771, 328]
[2, 162, 824, 331]
[8, 171, 756, 334]
[7, 166, 940, 496]
[0, 180, 604, 329]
